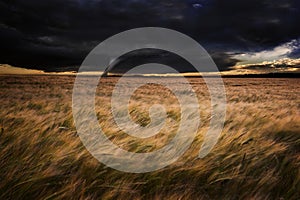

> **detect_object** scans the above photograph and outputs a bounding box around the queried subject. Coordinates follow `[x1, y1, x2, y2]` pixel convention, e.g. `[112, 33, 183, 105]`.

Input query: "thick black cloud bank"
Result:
[0, 0, 299, 72]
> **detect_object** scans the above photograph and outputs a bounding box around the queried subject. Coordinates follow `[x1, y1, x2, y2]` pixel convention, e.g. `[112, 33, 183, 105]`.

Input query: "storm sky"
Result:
[0, 0, 300, 72]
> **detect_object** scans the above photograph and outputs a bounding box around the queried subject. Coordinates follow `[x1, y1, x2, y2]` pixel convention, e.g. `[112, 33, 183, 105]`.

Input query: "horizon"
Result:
[1, 57, 300, 76]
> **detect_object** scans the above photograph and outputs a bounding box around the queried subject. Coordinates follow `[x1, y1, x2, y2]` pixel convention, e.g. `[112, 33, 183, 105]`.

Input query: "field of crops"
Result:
[0, 75, 299, 199]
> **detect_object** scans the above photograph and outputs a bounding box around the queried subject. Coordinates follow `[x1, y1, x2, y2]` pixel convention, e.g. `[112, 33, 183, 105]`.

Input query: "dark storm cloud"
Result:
[0, 0, 299, 72]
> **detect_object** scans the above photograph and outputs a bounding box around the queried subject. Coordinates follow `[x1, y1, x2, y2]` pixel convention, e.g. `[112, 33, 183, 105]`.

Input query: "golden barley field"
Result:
[0, 75, 299, 199]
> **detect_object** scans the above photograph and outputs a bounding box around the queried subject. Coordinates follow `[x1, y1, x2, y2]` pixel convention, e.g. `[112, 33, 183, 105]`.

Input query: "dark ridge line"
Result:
[0, 73, 299, 78]
[103, 73, 300, 78]
[220, 73, 300, 78]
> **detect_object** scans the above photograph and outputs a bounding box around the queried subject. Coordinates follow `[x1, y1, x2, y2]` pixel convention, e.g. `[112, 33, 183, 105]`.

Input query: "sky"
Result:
[0, 0, 300, 72]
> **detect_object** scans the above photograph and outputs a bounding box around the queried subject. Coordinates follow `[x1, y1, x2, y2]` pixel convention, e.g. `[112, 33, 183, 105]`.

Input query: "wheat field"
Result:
[0, 75, 299, 199]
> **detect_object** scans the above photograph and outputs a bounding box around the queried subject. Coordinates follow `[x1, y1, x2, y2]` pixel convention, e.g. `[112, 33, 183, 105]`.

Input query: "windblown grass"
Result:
[0, 75, 299, 199]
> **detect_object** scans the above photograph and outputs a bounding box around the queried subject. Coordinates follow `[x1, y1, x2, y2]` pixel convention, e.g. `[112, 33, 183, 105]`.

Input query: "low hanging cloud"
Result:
[234, 39, 300, 65]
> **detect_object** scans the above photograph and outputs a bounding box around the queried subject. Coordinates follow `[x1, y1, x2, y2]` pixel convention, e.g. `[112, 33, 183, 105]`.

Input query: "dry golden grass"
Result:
[0, 75, 299, 199]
